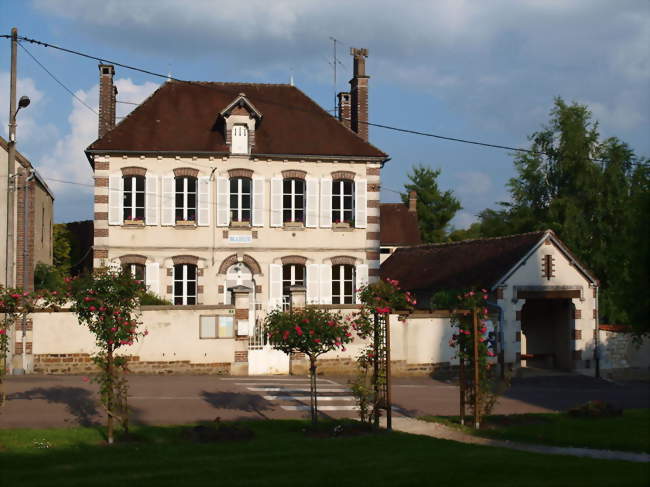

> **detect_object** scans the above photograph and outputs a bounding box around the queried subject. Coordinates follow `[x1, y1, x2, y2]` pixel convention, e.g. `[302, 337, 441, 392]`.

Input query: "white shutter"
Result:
[355, 264, 369, 303]
[305, 178, 319, 228]
[145, 262, 160, 296]
[306, 264, 320, 304]
[270, 177, 283, 227]
[145, 175, 159, 225]
[252, 176, 265, 227]
[320, 264, 332, 305]
[108, 175, 123, 225]
[161, 176, 175, 226]
[320, 178, 332, 228]
[216, 176, 229, 227]
[355, 179, 367, 228]
[268, 264, 283, 309]
[197, 176, 210, 226]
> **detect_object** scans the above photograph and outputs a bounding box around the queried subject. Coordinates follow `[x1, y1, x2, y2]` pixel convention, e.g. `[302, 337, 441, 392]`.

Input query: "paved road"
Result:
[0, 373, 647, 428]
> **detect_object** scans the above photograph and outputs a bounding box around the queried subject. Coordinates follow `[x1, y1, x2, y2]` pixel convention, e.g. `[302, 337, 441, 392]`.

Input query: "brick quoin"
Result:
[94, 195, 108, 204]
[95, 161, 110, 171]
[95, 177, 108, 187]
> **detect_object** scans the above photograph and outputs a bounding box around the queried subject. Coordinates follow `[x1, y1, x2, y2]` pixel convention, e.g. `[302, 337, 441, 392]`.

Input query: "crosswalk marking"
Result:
[248, 387, 348, 392]
[281, 405, 360, 411]
[263, 395, 356, 401]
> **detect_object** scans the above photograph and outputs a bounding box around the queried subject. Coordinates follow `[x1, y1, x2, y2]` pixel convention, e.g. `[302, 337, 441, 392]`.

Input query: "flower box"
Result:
[123, 219, 144, 226]
[230, 220, 251, 228]
[176, 220, 196, 226]
[333, 221, 351, 229]
[283, 221, 304, 228]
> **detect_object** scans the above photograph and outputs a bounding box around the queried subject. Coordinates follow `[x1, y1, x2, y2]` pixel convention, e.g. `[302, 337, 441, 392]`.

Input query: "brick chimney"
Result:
[337, 92, 351, 129]
[409, 191, 417, 212]
[349, 47, 369, 141]
[98, 64, 118, 138]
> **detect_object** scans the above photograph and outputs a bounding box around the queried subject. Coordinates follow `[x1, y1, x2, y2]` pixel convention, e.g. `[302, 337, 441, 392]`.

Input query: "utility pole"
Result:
[5, 27, 18, 289]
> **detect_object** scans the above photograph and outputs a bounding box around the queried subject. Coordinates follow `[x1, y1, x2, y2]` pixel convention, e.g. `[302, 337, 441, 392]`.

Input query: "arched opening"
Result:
[224, 262, 255, 305]
[521, 299, 573, 370]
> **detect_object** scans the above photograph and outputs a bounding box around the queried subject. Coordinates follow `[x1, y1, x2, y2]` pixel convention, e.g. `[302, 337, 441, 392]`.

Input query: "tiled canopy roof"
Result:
[380, 203, 422, 246]
[381, 231, 548, 292]
[86, 81, 387, 159]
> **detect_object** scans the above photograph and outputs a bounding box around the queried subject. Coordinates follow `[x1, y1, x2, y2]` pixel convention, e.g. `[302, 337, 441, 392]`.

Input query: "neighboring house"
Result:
[379, 191, 421, 263]
[0, 136, 55, 290]
[85, 49, 386, 322]
[382, 230, 600, 373]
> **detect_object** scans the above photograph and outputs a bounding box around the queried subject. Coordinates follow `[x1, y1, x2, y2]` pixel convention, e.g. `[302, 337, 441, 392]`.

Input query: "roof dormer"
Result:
[221, 93, 262, 156]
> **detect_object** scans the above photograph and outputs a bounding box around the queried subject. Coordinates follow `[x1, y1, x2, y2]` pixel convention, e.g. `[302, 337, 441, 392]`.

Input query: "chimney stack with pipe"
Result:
[337, 92, 351, 129]
[98, 64, 118, 138]
[349, 47, 369, 141]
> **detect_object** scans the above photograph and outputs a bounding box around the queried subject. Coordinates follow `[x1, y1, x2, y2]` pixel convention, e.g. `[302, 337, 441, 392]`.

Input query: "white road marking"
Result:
[221, 377, 338, 384]
[281, 405, 360, 411]
[263, 395, 356, 401]
[247, 387, 348, 392]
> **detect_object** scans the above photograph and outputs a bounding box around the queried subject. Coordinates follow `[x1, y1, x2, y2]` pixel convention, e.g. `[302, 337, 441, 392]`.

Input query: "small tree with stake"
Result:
[69, 268, 147, 444]
[265, 306, 352, 425]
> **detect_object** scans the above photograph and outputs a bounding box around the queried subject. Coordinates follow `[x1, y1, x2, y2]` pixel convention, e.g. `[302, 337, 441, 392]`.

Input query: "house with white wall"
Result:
[382, 230, 601, 374]
[86, 49, 384, 335]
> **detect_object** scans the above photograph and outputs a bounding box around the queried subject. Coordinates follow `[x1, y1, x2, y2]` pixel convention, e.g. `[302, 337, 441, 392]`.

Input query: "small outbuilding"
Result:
[381, 230, 599, 373]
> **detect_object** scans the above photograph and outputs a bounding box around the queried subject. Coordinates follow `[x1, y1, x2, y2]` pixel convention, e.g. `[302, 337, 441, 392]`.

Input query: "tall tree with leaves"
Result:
[402, 165, 461, 243]
[472, 97, 648, 336]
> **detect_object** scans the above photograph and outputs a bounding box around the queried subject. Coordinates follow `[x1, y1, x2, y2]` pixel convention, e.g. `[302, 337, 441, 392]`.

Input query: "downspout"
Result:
[20, 168, 35, 373]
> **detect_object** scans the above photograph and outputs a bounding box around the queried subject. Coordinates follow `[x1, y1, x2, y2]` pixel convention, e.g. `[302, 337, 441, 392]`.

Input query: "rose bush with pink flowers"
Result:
[266, 306, 352, 424]
[68, 268, 147, 444]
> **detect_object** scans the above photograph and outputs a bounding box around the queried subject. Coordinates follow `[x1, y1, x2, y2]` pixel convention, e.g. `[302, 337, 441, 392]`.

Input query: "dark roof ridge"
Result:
[169, 80, 293, 87]
[400, 229, 550, 251]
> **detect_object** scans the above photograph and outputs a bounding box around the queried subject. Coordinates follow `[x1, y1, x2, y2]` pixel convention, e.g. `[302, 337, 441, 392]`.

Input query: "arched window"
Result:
[231, 124, 249, 154]
[124, 263, 145, 283]
[224, 262, 254, 305]
[230, 177, 252, 223]
[175, 176, 197, 223]
[332, 264, 355, 304]
[283, 178, 305, 223]
[174, 263, 197, 305]
[332, 179, 354, 224]
[282, 263, 305, 310]
[123, 175, 145, 222]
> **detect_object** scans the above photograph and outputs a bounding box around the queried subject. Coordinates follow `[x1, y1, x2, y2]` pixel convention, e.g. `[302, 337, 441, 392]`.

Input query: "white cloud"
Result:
[33, 0, 649, 145]
[38, 77, 158, 204]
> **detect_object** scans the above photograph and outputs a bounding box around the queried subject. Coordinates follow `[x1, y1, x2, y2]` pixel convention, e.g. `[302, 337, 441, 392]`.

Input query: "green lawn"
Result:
[0, 420, 648, 487]
[421, 409, 650, 453]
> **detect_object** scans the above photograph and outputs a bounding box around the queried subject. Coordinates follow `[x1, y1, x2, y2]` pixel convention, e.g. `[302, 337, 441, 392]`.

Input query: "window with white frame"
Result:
[332, 179, 354, 224]
[283, 178, 305, 223]
[229, 177, 252, 223]
[175, 176, 197, 223]
[332, 264, 355, 304]
[282, 263, 305, 309]
[123, 175, 145, 222]
[174, 263, 197, 305]
[124, 263, 145, 283]
[231, 124, 249, 154]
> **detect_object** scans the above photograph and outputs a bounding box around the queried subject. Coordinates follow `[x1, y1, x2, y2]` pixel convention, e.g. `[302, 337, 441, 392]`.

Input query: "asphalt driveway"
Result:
[0, 373, 647, 428]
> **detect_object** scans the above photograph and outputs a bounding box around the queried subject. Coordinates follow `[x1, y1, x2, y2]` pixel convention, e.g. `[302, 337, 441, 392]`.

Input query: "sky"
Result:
[1, 0, 648, 227]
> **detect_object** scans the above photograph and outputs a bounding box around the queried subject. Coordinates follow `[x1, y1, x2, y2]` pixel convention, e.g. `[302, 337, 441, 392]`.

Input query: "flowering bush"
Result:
[0, 287, 65, 408]
[351, 278, 415, 427]
[432, 288, 501, 424]
[68, 268, 147, 444]
[266, 306, 352, 424]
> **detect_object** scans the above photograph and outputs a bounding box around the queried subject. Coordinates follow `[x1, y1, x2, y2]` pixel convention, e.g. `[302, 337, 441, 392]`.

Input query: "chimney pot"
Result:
[338, 92, 351, 129]
[409, 191, 417, 212]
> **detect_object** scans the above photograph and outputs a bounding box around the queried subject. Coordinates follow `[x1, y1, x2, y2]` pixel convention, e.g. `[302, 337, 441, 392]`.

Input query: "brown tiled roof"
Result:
[87, 81, 387, 158]
[381, 231, 547, 292]
[380, 203, 422, 246]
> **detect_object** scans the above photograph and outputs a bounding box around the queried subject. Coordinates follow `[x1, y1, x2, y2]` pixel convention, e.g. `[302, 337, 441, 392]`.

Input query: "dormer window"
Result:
[231, 124, 249, 154]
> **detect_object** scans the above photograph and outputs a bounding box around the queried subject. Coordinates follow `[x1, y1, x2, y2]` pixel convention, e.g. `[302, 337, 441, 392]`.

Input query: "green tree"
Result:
[402, 165, 461, 242]
[53, 224, 73, 275]
[471, 98, 648, 336]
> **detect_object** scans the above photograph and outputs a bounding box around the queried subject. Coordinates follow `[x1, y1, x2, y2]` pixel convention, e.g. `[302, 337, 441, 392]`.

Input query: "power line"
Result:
[18, 41, 98, 115]
[5, 33, 648, 168]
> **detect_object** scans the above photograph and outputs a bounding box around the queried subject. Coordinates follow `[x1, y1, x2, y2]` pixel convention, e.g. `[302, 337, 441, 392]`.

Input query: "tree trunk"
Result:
[107, 347, 114, 445]
[309, 355, 318, 425]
